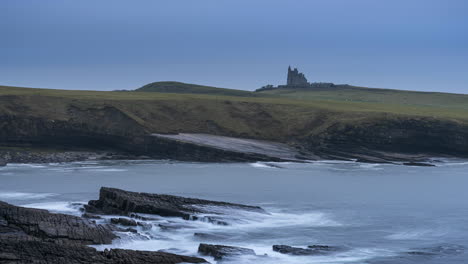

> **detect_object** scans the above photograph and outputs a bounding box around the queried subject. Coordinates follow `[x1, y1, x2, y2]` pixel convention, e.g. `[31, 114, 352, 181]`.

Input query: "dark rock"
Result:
[0, 158, 6, 166]
[191, 215, 229, 225]
[82, 213, 102, 219]
[110, 217, 137, 226]
[308, 245, 339, 251]
[403, 162, 435, 167]
[158, 223, 193, 231]
[273, 245, 341, 256]
[0, 201, 116, 245]
[198, 243, 256, 260]
[85, 187, 265, 220]
[194, 232, 228, 240]
[123, 228, 138, 233]
[130, 213, 160, 221]
[0, 239, 207, 264]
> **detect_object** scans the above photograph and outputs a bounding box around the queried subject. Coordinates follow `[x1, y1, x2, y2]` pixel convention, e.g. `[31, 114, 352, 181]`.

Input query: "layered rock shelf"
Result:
[85, 187, 266, 220]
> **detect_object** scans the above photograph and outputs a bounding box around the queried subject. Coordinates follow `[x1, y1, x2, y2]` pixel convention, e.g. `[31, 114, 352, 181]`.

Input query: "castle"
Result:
[256, 66, 337, 91]
[287, 66, 308, 86]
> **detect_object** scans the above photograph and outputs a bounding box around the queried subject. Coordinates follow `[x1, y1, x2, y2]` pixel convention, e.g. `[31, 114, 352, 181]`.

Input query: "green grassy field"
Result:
[257, 85, 468, 111]
[1, 83, 467, 123]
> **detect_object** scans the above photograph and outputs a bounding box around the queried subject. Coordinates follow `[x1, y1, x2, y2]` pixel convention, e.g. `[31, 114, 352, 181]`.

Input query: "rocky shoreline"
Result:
[0, 140, 438, 167]
[0, 187, 349, 263]
[0, 187, 281, 263]
[0, 187, 460, 263]
[0, 149, 153, 167]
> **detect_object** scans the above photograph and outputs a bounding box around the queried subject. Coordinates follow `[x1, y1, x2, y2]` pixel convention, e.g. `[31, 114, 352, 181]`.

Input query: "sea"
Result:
[1, 159, 468, 263]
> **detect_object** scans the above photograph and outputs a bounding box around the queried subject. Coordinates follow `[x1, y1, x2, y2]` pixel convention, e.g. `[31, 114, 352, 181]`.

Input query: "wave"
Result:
[21, 201, 84, 214]
[0, 191, 57, 200]
[250, 162, 279, 169]
[386, 229, 448, 240]
[4, 164, 47, 168]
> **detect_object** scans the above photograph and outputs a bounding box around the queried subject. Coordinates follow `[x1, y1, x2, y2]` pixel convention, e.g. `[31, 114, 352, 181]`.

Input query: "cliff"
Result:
[0, 85, 467, 163]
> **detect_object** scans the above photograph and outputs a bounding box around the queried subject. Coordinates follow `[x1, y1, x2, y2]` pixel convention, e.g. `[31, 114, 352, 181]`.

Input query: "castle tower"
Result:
[287, 66, 308, 86]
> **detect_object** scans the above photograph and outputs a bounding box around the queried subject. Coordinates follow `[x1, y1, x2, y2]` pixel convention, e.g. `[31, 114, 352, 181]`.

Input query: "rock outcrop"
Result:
[0, 240, 207, 264]
[0, 200, 208, 263]
[85, 187, 265, 220]
[110, 217, 137, 226]
[0, 201, 116, 245]
[198, 243, 256, 260]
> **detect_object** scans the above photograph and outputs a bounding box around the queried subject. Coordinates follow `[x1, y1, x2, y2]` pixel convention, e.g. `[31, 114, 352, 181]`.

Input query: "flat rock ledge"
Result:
[272, 244, 342, 256]
[85, 187, 265, 220]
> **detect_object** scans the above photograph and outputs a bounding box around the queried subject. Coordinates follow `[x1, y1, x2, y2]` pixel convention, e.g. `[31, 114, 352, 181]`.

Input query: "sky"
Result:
[1, 0, 468, 93]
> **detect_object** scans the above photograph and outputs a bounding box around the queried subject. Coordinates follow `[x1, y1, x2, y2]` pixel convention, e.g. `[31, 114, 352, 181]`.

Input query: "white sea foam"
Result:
[358, 163, 382, 169]
[0, 192, 57, 200]
[22, 201, 83, 214]
[250, 162, 276, 168]
[386, 229, 448, 240]
[5, 163, 47, 168]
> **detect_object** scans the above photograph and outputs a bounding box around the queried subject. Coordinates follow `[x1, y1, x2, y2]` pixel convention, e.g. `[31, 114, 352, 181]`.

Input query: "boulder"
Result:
[110, 217, 137, 226]
[198, 243, 256, 260]
[82, 213, 102, 219]
[85, 187, 265, 220]
[0, 239, 207, 264]
[0, 158, 6, 166]
[272, 245, 341, 256]
[0, 201, 116, 245]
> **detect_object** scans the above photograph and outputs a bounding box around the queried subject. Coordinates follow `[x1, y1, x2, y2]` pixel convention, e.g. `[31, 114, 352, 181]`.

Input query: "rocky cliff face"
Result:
[1, 93, 467, 163]
[305, 117, 468, 161]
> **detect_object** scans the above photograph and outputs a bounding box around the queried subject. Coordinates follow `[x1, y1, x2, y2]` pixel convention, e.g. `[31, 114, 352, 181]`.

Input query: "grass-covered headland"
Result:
[1, 82, 467, 162]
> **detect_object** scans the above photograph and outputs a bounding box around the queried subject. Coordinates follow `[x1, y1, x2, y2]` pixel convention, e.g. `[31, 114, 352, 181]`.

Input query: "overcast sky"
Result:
[1, 0, 467, 93]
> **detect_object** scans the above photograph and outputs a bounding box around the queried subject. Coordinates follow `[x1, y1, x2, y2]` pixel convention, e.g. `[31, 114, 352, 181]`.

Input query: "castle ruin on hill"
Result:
[287, 66, 308, 86]
[256, 66, 341, 92]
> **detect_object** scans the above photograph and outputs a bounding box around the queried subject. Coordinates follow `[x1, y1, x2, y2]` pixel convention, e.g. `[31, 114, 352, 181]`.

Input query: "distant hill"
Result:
[135, 81, 255, 97]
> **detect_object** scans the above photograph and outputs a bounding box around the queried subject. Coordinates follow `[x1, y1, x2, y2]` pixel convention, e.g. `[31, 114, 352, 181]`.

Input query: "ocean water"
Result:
[1, 159, 468, 263]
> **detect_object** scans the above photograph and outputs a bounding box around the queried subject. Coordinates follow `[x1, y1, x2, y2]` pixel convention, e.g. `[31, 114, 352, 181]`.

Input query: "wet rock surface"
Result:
[0, 200, 207, 264]
[272, 244, 342, 256]
[198, 243, 256, 260]
[0, 201, 116, 245]
[85, 187, 265, 219]
[0, 240, 207, 264]
[110, 217, 137, 226]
